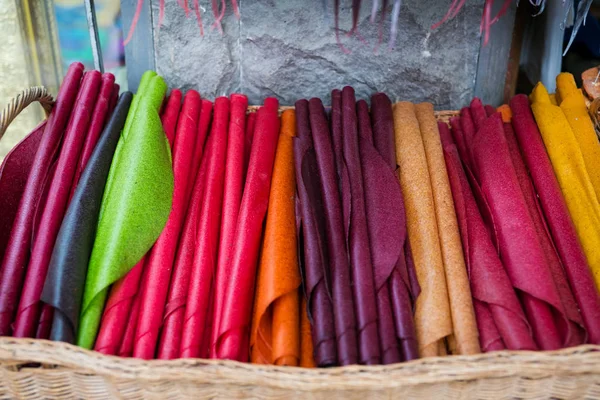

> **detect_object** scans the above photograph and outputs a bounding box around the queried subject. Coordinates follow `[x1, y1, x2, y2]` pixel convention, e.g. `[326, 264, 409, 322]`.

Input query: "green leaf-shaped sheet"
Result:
[77, 72, 174, 348]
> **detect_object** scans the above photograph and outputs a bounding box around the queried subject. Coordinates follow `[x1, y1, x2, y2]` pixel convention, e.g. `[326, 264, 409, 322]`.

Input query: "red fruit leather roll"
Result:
[71, 73, 116, 195]
[500, 115, 585, 346]
[0, 122, 45, 262]
[511, 95, 600, 344]
[357, 99, 399, 364]
[368, 93, 419, 362]
[108, 84, 120, 115]
[187, 99, 214, 198]
[452, 115, 498, 251]
[293, 99, 338, 367]
[214, 99, 280, 361]
[0, 62, 84, 336]
[210, 94, 248, 357]
[158, 101, 213, 360]
[308, 97, 359, 366]
[339, 90, 380, 366]
[459, 108, 476, 168]
[95, 94, 189, 356]
[440, 122, 536, 351]
[36, 306, 53, 339]
[133, 90, 202, 359]
[159, 136, 210, 359]
[118, 293, 141, 357]
[200, 285, 215, 359]
[469, 98, 487, 130]
[179, 97, 230, 359]
[469, 113, 565, 350]
[449, 117, 469, 166]
[472, 301, 505, 351]
[94, 257, 146, 355]
[244, 112, 257, 176]
[161, 89, 183, 148]
[13, 70, 101, 338]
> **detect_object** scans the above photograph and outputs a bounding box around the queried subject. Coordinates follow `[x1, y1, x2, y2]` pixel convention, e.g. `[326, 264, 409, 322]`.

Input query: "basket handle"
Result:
[0, 86, 54, 142]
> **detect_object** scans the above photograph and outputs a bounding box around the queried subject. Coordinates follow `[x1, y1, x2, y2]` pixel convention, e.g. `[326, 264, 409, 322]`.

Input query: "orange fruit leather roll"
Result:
[393, 102, 453, 357]
[415, 103, 480, 355]
[250, 110, 302, 366]
[299, 296, 316, 368]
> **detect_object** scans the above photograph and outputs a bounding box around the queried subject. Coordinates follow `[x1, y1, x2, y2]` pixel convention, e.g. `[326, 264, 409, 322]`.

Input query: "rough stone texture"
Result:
[153, 0, 484, 109]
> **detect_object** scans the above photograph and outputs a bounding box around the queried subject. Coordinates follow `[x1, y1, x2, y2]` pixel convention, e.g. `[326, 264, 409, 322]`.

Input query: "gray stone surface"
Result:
[153, 0, 484, 109]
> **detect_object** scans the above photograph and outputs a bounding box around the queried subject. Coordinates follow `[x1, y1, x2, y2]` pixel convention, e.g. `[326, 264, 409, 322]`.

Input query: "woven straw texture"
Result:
[2, 89, 600, 399]
[1, 339, 600, 399]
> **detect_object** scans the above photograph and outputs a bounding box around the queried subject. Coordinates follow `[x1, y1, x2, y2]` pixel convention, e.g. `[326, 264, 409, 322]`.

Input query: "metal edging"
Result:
[84, 0, 104, 73]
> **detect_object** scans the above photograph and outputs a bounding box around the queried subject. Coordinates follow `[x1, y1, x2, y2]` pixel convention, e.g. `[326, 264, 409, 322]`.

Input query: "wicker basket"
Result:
[1, 88, 600, 400]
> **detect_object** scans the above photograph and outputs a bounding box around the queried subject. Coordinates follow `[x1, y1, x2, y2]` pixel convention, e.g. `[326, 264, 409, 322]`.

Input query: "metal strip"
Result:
[120, 0, 156, 93]
[84, 0, 104, 73]
[473, 1, 518, 106]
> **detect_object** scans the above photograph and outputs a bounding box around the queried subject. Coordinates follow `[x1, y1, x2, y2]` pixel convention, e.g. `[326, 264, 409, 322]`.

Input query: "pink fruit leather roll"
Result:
[498, 108, 585, 347]
[95, 257, 146, 355]
[157, 100, 213, 359]
[178, 97, 230, 358]
[510, 95, 600, 344]
[0, 62, 84, 336]
[214, 98, 280, 361]
[133, 90, 201, 359]
[468, 111, 569, 350]
[440, 121, 537, 352]
[13, 70, 101, 338]
[71, 73, 116, 195]
[161, 89, 183, 148]
[209, 94, 248, 357]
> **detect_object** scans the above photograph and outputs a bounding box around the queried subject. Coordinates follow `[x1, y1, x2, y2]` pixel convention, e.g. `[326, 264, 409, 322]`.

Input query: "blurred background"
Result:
[0, 0, 125, 160]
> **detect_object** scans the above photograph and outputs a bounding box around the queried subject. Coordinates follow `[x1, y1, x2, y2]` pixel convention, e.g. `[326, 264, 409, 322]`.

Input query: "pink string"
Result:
[193, 0, 205, 36]
[450, 0, 467, 19]
[480, 0, 492, 45]
[350, 0, 361, 34]
[158, 0, 165, 30]
[334, 0, 351, 54]
[123, 0, 144, 46]
[431, 0, 460, 29]
[211, 0, 226, 35]
[231, 0, 240, 19]
[491, 0, 512, 25]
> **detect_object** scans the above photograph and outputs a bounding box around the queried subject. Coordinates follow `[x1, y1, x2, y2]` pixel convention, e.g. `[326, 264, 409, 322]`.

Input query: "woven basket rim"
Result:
[1, 338, 599, 389]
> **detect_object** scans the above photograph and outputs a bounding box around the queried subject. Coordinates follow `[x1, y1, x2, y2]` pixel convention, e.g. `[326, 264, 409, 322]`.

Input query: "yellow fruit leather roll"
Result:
[556, 73, 600, 200]
[530, 83, 600, 289]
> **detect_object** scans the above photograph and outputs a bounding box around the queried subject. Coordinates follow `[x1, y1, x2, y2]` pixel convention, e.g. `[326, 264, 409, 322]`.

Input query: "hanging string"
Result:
[193, 0, 205, 36]
[334, 0, 351, 54]
[389, 0, 402, 49]
[123, 0, 144, 46]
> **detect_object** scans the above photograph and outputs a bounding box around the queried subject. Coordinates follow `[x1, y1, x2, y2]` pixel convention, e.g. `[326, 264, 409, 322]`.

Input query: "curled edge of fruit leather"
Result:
[293, 99, 338, 367]
[510, 94, 600, 345]
[41, 92, 133, 344]
[530, 83, 600, 294]
[308, 97, 359, 366]
[441, 121, 538, 352]
[250, 110, 302, 366]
